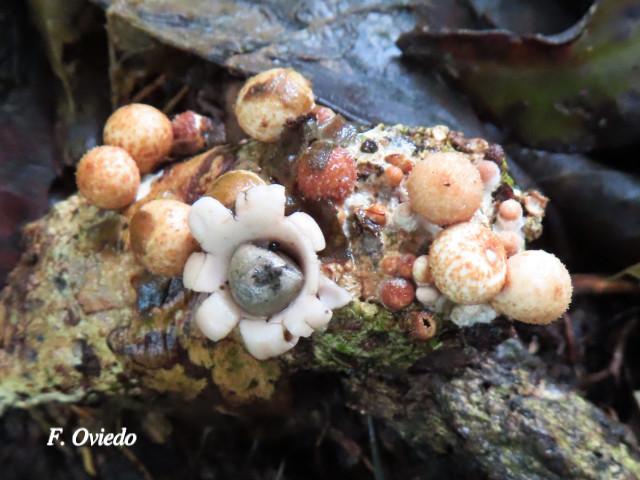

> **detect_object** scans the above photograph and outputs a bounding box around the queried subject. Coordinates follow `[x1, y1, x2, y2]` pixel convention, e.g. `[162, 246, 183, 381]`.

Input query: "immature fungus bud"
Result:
[497, 230, 524, 257]
[311, 105, 336, 125]
[385, 153, 414, 173]
[76, 146, 140, 209]
[235, 68, 315, 142]
[407, 152, 483, 225]
[130, 199, 197, 277]
[412, 255, 432, 285]
[296, 141, 356, 202]
[104, 103, 173, 174]
[416, 285, 440, 307]
[492, 250, 572, 325]
[206, 170, 266, 208]
[384, 165, 404, 187]
[498, 199, 523, 222]
[429, 222, 507, 304]
[477, 160, 501, 192]
[380, 278, 415, 311]
[381, 253, 416, 279]
[409, 311, 437, 341]
[171, 110, 219, 156]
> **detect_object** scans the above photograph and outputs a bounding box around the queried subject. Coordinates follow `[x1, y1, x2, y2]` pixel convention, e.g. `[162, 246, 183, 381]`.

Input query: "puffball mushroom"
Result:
[296, 141, 357, 202]
[429, 222, 507, 304]
[76, 146, 140, 209]
[235, 68, 315, 142]
[182, 183, 351, 360]
[104, 103, 173, 174]
[130, 199, 198, 277]
[492, 250, 572, 325]
[407, 152, 483, 225]
[205, 170, 266, 208]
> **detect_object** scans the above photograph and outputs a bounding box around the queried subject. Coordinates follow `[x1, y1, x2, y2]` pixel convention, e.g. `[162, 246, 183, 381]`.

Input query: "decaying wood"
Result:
[1, 128, 639, 479]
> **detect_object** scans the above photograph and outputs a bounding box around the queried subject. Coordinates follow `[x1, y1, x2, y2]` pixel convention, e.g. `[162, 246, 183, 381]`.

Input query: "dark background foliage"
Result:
[1, 0, 639, 478]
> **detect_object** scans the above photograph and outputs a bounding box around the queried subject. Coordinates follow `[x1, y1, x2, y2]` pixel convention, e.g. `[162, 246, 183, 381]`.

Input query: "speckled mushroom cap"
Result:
[234, 68, 315, 143]
[428, 222, 507, 304]
[104, 103, 173, 174]
[407, 151, 483, 225]
[76, 145, 140, 210]
[129, 199, 198, 277]
[182, 184, 351, 360]
[492, 250, 572, 325]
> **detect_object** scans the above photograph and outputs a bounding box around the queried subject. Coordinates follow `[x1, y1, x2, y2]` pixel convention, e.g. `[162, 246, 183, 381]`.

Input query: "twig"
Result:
[562, 313, 578, 364]
[163, 85, 190, 115]
[579, 318, 638, 387]
[367, 415, 385, 480]
[572, 274, 640, 295]
[132, 74, 167, 103]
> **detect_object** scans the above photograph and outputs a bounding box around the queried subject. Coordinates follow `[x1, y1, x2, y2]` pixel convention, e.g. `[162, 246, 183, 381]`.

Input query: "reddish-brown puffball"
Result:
[130, 199, 198, 277]
[76, 146, 140, 210]
[408, 311, 437, 341]
[171, 111, 217, 156]
[385, 153, 414, 173]
[311, 105, 336, 125]
[407, 152, 483, 225]
[235, 68, 315, 142]
[384, 165, 404, 187]
[104, 103, 173, 174]
[380, 278, 415, 311]
[492, 250, 572, 325]
[296, 141, 356, 202]
[381, 254, 416, 279]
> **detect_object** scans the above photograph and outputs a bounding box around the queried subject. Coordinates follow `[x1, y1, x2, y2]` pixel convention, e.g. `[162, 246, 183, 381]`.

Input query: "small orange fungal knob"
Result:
[104, 103, 173, 174]
[76, 146, 140, 210]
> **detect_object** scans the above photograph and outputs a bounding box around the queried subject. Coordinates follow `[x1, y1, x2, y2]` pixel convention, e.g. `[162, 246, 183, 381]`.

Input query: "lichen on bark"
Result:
[0, 125, 638, 478]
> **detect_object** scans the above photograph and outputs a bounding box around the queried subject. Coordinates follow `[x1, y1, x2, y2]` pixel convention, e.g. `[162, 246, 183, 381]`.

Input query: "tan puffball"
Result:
[206, 170, 266, 208]
[429, 222, 507, 304]
[235, 68, 315, 142]
[492, 250, 572, 325]
[104, 103, 173, 174]
[76, 146, 140, 209]
[407, 152, 483, 225]
[130, 199, 198, 277]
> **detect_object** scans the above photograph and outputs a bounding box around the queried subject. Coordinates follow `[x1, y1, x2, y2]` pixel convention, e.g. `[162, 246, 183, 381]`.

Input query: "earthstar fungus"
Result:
[183, 183, 351, 359]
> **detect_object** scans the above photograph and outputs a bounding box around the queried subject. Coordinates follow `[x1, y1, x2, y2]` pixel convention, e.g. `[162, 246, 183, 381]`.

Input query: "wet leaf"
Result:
[98, 0, 484, 135]
[0, 1, 57, 286]
[399, 0, 640, 151]
[508, 148, 640, 272]
[467, 0, 585, 34]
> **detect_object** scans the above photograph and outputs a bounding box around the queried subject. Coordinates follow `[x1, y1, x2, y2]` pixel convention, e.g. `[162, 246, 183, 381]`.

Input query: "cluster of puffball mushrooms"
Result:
[75, 67, 572, 359]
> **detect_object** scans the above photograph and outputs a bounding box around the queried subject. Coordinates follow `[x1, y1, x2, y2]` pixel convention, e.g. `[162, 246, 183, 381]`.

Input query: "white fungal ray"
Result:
[318, 276, 353, 310]
[287, 212, 326, 251]
[183, 253, 225, 293]
[183, 184, 352, 359]
[239, 320, 299, 360]
[196, 290, 241, 341]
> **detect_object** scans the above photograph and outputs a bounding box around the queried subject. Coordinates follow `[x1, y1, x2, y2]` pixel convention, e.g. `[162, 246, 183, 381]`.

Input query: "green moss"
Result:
[313, 300, 434, 371]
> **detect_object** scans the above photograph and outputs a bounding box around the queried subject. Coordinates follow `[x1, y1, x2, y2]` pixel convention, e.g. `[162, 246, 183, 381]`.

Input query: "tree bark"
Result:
[1, 140, 638, 479]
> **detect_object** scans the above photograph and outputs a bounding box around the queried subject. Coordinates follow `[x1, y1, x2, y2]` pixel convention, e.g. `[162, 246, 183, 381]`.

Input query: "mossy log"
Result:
[1, 128, 639, 479]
